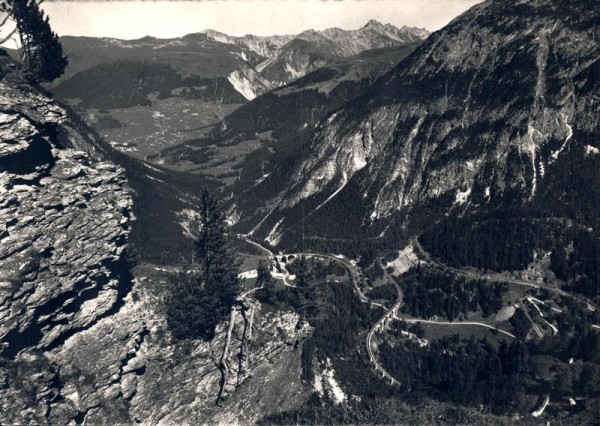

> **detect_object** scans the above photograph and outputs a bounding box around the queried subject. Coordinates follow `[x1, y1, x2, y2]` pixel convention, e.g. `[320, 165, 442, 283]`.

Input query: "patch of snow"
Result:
[142, 162, 164, 174]
[226, 206, 240, 227]
[531, 395, 550, 417]
[569, 398, 576, 406]
[550, 112, 573, 162]
[523, 123, 543, 197]
[454, 187, 471, 205]
[254, 173, 270, 186]
[585, 145, 600, 156]
[327, 112, 338, 124]
[145, 174, 166, 184]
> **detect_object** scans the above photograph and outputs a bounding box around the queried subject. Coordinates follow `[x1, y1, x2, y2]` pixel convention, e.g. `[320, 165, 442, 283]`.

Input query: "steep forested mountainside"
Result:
[236, 0, 599, 264]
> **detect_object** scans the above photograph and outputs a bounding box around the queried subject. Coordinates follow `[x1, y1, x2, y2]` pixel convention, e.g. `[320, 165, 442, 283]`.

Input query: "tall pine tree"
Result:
[195, 188, 241, 317]
[1, 0, 68, 82]
[167, 188, 241, 340]
[293, 257, 328, 322]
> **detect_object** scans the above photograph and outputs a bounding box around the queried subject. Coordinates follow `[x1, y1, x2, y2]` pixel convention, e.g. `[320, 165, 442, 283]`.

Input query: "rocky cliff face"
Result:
[0, 62, 311, 423]
[1, 264, 310, 424]
[238, 0, 599, 248]
[0, 78, 134, 359]
[204, 29, 294, 59]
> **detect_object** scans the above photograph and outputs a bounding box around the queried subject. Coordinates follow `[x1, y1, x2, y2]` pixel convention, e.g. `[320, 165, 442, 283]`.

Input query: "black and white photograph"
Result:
[0, 0, 598, 423]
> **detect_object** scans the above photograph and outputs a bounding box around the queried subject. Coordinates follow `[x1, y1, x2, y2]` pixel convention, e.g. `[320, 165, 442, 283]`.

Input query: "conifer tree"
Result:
[293, 256, 312, 318]
[293, 257, 328, 322]
[256, 259, 278, 304]
[256, 259, 271, 289]
[1, 0, 68, 82]
[167, 188, 241, 341]
[166, 270, 206, 340]
[195, 188, 241, 319]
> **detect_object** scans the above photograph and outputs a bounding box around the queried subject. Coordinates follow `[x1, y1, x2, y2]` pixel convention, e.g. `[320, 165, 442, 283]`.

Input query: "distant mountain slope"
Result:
[203, 29, 294, 58]
[55, 21, 429, 101]
[57, 34, 261, 81]
[52, 60, 246, 110]
[234, 0, 599, 266]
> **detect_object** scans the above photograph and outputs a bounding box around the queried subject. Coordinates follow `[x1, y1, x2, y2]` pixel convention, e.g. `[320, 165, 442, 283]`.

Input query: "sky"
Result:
[29, 0, 483, 40]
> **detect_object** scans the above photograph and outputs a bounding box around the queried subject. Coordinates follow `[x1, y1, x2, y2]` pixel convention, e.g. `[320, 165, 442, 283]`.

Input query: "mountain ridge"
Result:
[55, 20, 430, 101]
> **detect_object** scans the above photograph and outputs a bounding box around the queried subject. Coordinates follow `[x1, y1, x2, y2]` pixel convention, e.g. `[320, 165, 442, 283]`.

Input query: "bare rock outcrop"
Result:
[0, 76, 134, 422]
[0, 80, 133, 358]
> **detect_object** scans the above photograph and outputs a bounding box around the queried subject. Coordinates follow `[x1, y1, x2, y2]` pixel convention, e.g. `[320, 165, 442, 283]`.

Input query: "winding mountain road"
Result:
[239, 234, 598, 391]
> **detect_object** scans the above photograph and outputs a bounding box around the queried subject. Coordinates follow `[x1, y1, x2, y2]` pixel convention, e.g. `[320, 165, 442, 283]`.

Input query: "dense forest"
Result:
[378, 297, 600, 413]
[256, 252, 600, 422]
[420, 210, 600, 298]
[399, 268, 507, 320]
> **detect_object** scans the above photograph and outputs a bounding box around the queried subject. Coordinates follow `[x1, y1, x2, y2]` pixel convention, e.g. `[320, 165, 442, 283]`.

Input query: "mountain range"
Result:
[160, 43, 422, 175]
[53, 21, 430, 102]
